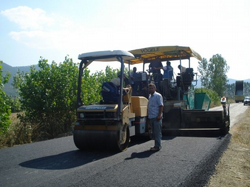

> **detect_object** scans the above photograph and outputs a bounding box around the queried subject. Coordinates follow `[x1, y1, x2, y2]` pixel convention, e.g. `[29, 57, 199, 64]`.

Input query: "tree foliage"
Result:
[198, 58, 210, 88]
[198, 54, 229, 96]
[13, 57, 79, 139]
[0, 61, 11, 134]
[12, 56, 121, 140]
[195, 88, 220, 106]
[80, 66, 119, 105]
[225, 82, 250, 99]
[209, 54, 230, 96]
[243, 82, 250, 96]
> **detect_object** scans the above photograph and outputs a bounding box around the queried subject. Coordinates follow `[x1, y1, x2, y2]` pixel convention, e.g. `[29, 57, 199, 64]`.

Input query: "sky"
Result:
[0, 0, 250, 80]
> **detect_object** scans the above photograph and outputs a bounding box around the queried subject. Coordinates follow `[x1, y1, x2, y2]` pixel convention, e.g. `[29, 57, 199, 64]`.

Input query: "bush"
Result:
[195, 88, 220, 107]
[13, 57, 78, 139]
[0, 61, 11, 134]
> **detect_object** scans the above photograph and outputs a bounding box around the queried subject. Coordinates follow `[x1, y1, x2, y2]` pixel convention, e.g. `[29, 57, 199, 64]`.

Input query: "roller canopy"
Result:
[78, 50, 134, 69]
[125, 46, 202, 65]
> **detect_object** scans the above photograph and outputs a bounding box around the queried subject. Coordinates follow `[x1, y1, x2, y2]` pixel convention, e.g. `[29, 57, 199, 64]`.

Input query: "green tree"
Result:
[5, 96, 21, 113]
[243, 82, 250, 96]
[79, 66, 119, 105]
[0, 61, 11, 134]
[198, 58, 210, 88]
[198, 54, 229, 97]
[13, 57, 79, 139]
[209, 54, 229, 96]
[225, 83, 235, 99]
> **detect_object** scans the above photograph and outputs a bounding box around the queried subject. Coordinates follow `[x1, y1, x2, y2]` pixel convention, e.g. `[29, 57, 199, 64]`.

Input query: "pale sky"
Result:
[0, 0, 250, 80]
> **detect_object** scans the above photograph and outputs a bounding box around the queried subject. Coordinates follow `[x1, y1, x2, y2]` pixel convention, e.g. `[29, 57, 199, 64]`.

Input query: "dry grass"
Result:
[0, 112, 32, 149]
[206, 107, 250, 187]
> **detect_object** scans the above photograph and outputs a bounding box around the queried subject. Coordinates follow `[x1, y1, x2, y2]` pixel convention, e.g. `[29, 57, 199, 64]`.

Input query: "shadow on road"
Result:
[19, 150, 114, 170]
[125, 136, 176, 160]
[19, 135, 156, 170]
[125, 150, 156, 160]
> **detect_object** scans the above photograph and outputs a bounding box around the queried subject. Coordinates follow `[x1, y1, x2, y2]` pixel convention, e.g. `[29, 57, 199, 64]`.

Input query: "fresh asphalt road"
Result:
[0, 103, 248, 187]
[210, 103, 248, 128]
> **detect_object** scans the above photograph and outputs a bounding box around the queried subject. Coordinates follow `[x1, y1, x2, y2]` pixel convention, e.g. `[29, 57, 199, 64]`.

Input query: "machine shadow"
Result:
[19, 135, 165, 170]
[19, 150, 114, 170]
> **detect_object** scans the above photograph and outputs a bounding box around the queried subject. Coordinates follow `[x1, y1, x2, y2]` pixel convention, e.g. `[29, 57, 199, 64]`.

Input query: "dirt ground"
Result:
[206, 107, 250, 187]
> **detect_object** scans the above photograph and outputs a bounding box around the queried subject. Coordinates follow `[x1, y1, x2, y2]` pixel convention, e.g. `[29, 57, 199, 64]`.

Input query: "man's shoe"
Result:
[150, 147, 160, 151]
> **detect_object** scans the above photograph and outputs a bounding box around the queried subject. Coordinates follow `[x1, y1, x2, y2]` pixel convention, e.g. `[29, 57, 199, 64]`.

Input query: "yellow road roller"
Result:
[74, 50, 149, 151]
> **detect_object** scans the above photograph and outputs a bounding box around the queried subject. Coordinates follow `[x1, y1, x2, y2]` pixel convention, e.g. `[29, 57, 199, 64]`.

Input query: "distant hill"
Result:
[2, 62, 39, 96]
[194, 78, 250, 88]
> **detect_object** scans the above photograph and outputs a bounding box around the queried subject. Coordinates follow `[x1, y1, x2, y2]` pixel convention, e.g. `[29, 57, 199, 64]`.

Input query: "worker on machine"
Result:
[130, 67, 139, 95]
[155, 61, 173, 80]
[149, 59, 163, 90]
[163, 61, 173, 80]
[178, 65, 187, 73]
[111, 72, 130, 93]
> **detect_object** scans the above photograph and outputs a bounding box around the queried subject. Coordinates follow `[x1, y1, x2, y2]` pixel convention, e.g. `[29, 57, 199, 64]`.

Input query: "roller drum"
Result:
[74, 128, 129, 151]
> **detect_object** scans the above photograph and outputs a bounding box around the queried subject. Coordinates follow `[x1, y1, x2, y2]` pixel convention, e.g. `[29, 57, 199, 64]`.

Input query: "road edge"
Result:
[178, 133, 232, 187]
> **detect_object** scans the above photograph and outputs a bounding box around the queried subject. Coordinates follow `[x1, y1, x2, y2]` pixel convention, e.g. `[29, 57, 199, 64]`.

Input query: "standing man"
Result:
[149, 60, 163, 90]
[163, 61, 173, 80]
[130, 67, 138, 95]
[155, 61, 173, 80]
[178, 65, 186, 73]
[148, 83, 163, 151]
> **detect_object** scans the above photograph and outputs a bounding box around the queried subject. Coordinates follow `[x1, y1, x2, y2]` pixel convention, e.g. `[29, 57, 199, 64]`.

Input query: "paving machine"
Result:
[125, 46, 230, 136]
[74, 50, 149, 151]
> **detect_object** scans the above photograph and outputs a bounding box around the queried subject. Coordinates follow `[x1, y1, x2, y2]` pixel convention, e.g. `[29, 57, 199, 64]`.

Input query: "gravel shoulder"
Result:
[205, 106, 250, 187]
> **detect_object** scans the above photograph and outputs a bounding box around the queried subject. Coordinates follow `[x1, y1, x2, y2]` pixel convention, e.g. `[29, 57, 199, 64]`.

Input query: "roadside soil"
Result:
[206, 107, 250, 187]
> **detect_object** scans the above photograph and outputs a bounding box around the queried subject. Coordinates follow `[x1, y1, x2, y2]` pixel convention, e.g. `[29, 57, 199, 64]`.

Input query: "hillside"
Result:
[2, 62, 39, 96]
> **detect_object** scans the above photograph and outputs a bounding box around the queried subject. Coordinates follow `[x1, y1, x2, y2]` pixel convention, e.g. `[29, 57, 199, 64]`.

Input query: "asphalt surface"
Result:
[0, 103, 247, 187]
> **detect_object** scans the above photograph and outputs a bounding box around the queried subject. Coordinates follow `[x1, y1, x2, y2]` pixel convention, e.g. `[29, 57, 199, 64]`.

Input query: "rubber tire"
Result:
[116, 127, 130, 152]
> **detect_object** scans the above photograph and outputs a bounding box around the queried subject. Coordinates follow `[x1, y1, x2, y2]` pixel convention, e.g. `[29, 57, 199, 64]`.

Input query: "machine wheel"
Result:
[73, 130, 87, 150]
[220, 125, 230, 136]
[116, 126, 130, 151]
[73, 123, 130, 152]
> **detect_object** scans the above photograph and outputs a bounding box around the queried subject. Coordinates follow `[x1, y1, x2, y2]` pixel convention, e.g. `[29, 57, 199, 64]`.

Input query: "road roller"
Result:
[74, 50, 150, 151]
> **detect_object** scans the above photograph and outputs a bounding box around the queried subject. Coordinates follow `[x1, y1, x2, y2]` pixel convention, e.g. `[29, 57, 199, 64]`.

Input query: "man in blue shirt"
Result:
[154, 61, 173, 80]
[163, 61, 173, 80]
[148, 83, 164, 151]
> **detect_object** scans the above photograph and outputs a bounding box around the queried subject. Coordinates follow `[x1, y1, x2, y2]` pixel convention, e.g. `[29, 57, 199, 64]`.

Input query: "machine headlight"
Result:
[80, 113, 84, 118]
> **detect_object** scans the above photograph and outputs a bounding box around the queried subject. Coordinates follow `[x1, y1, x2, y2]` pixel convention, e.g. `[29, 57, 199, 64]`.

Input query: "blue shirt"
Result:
[163, 65, 173, 79]
[148, 91, 164, 119]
